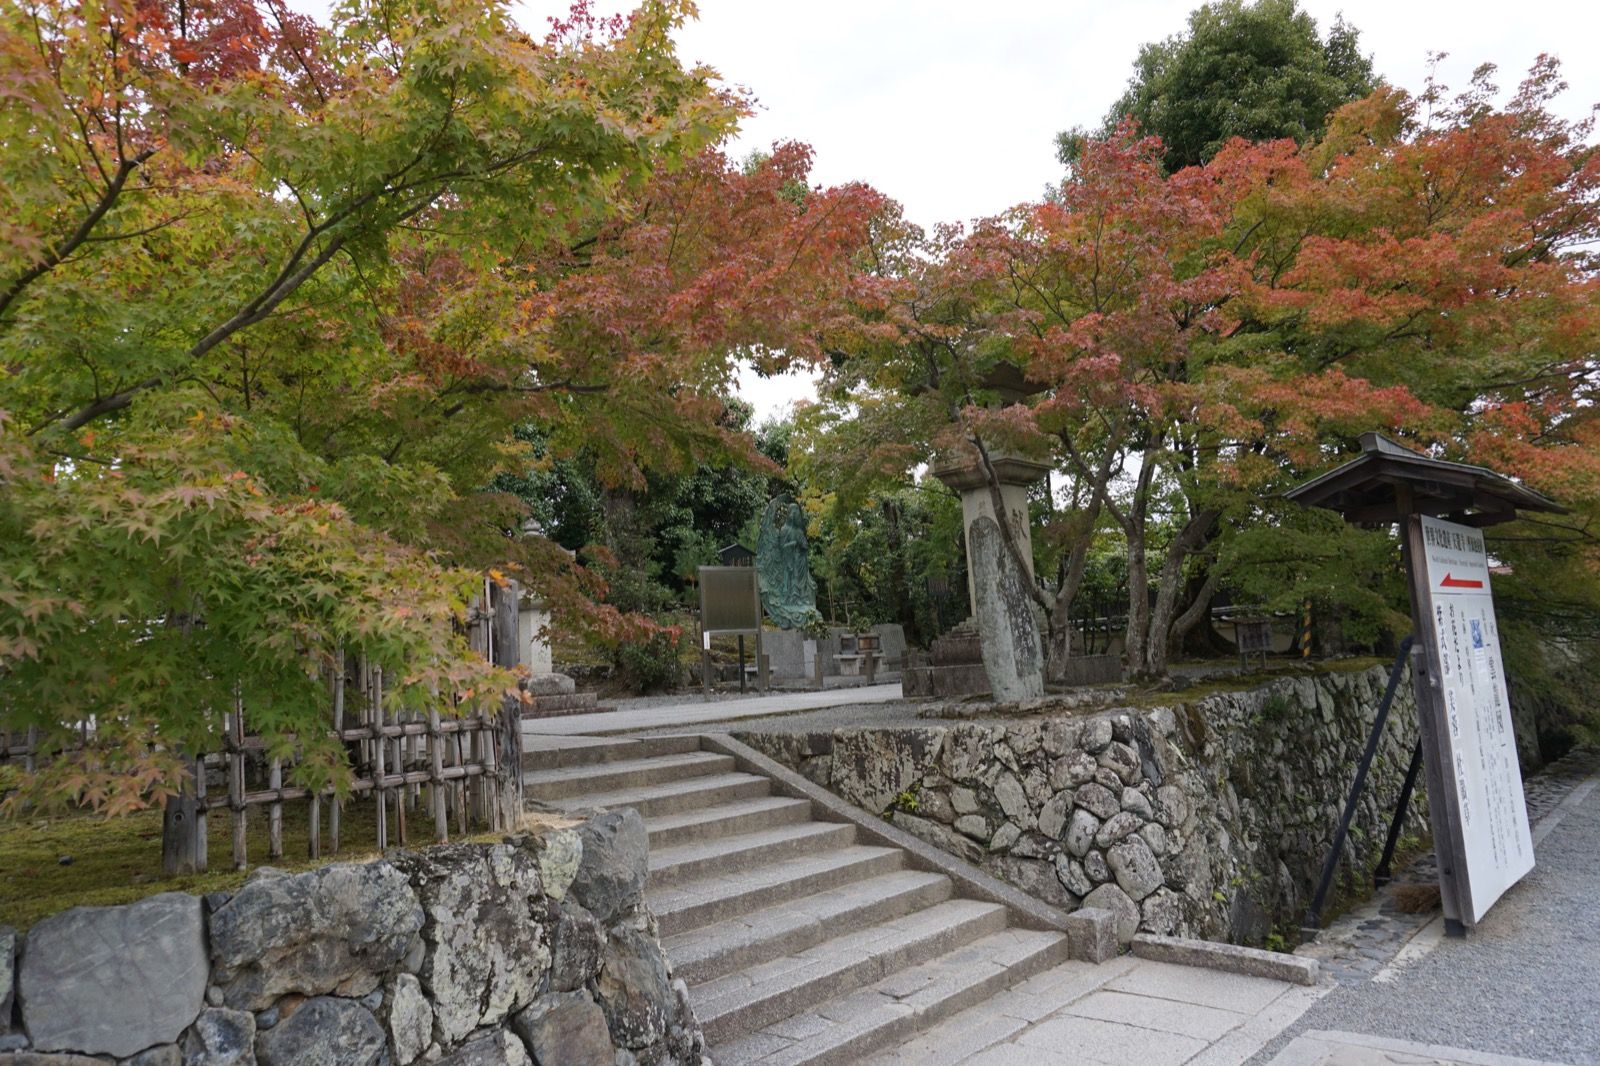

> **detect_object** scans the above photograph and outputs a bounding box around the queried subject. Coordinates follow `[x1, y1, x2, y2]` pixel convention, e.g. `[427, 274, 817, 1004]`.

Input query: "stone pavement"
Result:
[1297, 746, 1600, 985]
[1265, 1030, 1567, 1066]
[1252, 753, 1600, 1066]
[864, 957, 1321, 1066]
[520, 682, 904, 737]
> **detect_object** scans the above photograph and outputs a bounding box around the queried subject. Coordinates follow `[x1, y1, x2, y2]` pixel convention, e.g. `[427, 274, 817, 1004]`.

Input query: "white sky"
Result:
[664, 0, 1600, 423]
[297, 0, 1600, 423]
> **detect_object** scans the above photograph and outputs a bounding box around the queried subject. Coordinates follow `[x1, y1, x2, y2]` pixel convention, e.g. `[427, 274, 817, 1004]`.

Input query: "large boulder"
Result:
[569, 812, 648, 925]
[209, 862, 422, 1010]
[829, 729, 943, 813]
[254, 996, 383, 1066]
[18, 893, 207, 1057]
[512, 990, 616, 1066]
[392, 844, 551, 1047]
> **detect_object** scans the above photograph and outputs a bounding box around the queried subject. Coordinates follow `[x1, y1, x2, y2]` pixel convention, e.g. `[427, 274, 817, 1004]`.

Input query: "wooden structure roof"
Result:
[1284, 432, 1565, 527]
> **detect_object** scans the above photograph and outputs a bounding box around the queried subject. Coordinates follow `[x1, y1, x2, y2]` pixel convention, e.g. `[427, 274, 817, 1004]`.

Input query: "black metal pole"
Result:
[1374, 737, 1424, 886]
[1301, 635, 1415, 934]
[738, 634, 746, 694]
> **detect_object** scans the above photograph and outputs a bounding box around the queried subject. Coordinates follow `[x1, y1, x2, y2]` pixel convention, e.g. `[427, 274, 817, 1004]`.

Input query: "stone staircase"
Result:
[523, 734, 1071, 1066]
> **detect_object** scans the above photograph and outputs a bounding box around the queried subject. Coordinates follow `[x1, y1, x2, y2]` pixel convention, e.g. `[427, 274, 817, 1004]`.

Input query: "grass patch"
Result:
[0, 795, 508, 930]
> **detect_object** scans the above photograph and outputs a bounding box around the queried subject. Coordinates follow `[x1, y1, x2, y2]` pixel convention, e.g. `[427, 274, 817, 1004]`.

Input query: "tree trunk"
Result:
[1136, 508, 1220, 679]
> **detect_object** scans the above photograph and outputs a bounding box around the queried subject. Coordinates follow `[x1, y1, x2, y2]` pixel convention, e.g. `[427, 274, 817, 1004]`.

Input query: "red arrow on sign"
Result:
[1440, 573, 1484, 589]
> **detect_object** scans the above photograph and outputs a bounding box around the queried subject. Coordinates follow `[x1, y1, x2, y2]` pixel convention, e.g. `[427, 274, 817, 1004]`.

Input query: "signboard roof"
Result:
[1285, 433, 1564, 527]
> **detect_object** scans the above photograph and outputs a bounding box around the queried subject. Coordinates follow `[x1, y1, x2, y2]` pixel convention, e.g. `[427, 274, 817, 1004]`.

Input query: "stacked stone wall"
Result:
[0, 811, 703, 1066]
[742, 664, 1427, 945]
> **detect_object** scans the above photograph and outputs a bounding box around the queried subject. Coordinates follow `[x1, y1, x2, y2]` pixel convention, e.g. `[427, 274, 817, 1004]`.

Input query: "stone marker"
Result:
[18, 893, 208, 1058]
[1065, 907, 1119, 964]
[968, 515, 1045, 702]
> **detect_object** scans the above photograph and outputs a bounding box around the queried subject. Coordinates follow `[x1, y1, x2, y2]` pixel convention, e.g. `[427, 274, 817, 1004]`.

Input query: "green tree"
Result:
[1059, 0, 1375, 172]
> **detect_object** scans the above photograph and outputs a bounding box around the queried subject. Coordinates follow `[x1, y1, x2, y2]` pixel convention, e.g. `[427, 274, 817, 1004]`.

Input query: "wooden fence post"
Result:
[491, 578, 525, 830]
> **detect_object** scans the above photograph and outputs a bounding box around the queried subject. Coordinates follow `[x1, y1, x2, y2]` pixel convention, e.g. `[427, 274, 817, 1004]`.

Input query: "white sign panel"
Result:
[1419, 516, 1534, 923]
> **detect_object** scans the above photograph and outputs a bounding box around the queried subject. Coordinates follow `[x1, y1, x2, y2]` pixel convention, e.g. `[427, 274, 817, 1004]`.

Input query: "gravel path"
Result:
[1251, 760, 1600, 1065]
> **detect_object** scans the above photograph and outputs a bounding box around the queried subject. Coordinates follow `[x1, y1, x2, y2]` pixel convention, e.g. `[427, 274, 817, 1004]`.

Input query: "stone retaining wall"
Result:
[741, 663, 1427, 945]
[0, 811, 703, 1066]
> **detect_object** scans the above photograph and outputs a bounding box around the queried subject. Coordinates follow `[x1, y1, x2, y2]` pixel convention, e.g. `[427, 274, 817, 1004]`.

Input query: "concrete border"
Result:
[1131, 933, 1320, 986]
[1266, 1029, 1571, 1066]
[696, 732, 1072, 933]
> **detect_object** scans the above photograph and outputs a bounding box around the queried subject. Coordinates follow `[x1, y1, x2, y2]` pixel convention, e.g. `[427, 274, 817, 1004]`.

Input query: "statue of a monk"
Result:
[755, 496, 823, 630]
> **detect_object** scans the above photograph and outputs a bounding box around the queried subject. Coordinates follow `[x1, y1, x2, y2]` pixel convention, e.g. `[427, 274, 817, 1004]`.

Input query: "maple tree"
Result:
[0, 0, 887, 810]
[811, 59, 1600, 683]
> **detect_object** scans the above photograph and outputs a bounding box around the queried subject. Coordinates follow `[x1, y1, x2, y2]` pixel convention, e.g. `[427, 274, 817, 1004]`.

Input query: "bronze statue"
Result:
[755, 496, 823, 630]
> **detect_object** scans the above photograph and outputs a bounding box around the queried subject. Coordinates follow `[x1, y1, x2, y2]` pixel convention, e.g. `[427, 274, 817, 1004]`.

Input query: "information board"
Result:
[1417, 516, 1534, 923]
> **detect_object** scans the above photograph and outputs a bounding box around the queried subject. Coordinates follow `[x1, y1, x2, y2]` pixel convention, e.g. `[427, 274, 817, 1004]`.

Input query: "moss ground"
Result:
[0, 793, 502, 930]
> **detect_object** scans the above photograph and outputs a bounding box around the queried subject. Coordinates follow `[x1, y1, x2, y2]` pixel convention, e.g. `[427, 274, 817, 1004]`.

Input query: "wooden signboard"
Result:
[1406, 515, 1534, 926]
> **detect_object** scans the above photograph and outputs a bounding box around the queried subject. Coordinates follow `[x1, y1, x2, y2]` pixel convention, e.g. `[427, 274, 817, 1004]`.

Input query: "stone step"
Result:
[648, 845, 905, 938]
[520, 733, 700, 772]
[522, 750, 735, 800]
[646, 796, 813, 850]
[662, 870, 954, 985]
[546, 772, 772, 819]
[692, 898, 1011, 1046]
[713, 927, 1073, 1066]
[649, 821, 857, 891]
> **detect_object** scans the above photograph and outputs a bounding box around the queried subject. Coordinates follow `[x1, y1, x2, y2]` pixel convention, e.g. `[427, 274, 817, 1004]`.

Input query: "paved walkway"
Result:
[864, 956, 1319, 1066]
[1251, 757, 1600, 1066]
[521, 683, 904, 736]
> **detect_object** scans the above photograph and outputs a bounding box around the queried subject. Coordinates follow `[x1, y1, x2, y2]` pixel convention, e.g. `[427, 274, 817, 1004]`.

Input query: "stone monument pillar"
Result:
[931, 445, 1050, 702]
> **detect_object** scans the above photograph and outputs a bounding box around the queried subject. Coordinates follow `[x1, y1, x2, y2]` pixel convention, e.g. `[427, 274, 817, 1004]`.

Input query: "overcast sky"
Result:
[658, 0, 1600, 422]
[303, 0, 1600, 422]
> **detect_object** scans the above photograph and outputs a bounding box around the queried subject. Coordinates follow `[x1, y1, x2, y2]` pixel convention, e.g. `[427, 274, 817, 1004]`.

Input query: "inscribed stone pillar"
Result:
[931, 447, 1049, 701]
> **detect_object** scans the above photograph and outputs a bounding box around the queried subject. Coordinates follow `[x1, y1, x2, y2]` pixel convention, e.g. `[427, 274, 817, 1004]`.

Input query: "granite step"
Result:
[522, 750, 735, 799]
[713, 927, 1073, 1066]
[662, 869, 954, 985]
[692, 898, 1011, 1045]
[545, 771, 772, 819]
[520, 733, 700, 772]
[648, 845, 906, 938]
[646, 796, 813, 849]
[649, 821, 857, 891]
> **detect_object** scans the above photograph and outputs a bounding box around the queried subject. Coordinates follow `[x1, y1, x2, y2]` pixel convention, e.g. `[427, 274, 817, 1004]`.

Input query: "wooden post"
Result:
[374, 666, 388, 851]
[490, 578, 525, 830]
[230, 695, 247, 871]
[161, 754, 207, 876]
[267, 756, 283, 860]
[429, 706, 448, 843]
[331, 651, 344, 854]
